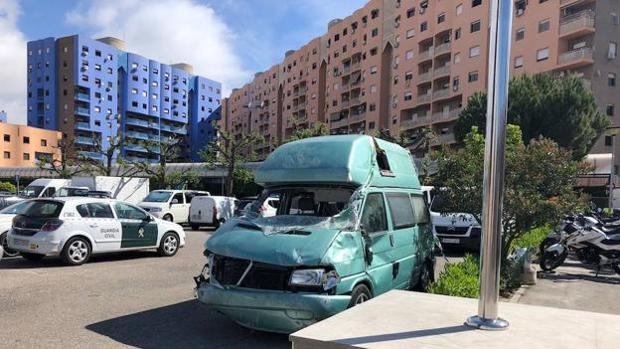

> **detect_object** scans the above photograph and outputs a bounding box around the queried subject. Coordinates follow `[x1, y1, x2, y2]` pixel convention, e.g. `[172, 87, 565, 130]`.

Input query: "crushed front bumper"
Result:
[196, 282, 351, 334]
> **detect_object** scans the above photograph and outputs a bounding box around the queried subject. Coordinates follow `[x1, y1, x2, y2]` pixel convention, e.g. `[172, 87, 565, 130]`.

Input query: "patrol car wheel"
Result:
[163, 214, 173, 222]
[61, 237, 91, 266]
[1, 232, 19, 258]
[348, 284, 372, 308]
[20, 252, 45, 261]
[158, 232, 179, 257]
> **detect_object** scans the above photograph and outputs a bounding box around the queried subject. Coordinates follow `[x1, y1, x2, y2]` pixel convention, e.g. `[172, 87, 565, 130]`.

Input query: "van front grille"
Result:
[211, 255, 291, 291]
[435, 226, 469, 235]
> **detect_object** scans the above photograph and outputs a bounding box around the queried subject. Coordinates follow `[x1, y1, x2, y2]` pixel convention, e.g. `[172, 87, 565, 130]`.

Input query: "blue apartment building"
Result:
[26, 35, 221, 162]
[0, 111, 7, 123]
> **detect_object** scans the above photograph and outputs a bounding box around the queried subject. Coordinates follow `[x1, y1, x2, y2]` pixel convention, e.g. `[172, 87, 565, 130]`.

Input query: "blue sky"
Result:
[0, 0, 367, 123]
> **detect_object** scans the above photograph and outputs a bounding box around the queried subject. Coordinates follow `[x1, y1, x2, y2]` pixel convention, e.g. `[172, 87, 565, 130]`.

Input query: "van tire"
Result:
[162, 214, 173, 222]
[20, 252, 45, 262]
[413, 260, 434, 292]
[61, 237, 91, 266]
[190, 224, 200, 231]
[348, 284, 372, 308]
[158, 232, 179, 257]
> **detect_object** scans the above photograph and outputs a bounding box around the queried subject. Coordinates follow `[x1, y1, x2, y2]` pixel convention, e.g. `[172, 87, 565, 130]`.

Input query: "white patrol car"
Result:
[6, 197, 186, 265]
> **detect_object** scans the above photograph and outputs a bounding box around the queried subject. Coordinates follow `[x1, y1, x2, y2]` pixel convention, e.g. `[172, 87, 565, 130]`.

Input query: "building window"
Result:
[371, 9, 379, 19]
[536, 48, 549, 61]
[438, 13, 446, 24]
[538, 19, 550, 33]
[514, 56, 524, 68]
[516, 28, 525, 41]
[41, 139, 47, 146]
[609, 73, 617, 87]
[455, 28, 462, 40]
[371, 28, 379, 37]
[472, 0, 482, 7]
[23, 153, 30, 161]
[468, 71, 479, 82]
[607, 104, 615, 116]
[456, 4, 463, 15]
[370, 66, 378, 74]
[94, 64, 101, 71]
[407, 7, 415, 18]
[107, 67, 113, 74]
[23, 136, 30, 144]
[515, 0, 526, 15]
[3, 152, 9, 159]
[94, 106, 101, 113]
[421, 21, 428, 32]
[470, 20, 481, 33]
[3, 134, 9, 142]
[405, 50, 414, 60]
[605, 135, 613, 146]
[454, 52, 461, 64]
[406, 29, 415, 38]
[609, 42, 617, 59]
[469, 46, 481, 57]
[131, 88, 138, 94]
[404, 92, 413, 101]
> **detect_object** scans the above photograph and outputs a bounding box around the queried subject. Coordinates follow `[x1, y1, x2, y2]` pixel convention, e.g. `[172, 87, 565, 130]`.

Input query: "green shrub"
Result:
[510, 225, 551, 252]
[428, 255, 480, 298]
[0, 182, 16, 193]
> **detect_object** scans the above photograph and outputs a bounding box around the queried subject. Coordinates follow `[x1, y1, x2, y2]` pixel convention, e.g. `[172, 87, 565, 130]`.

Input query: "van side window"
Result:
[411, 194, 430, 224]
[171, 193, 184, 204]
[42, 187, 56, 197]
[386, 193, 416, 229]
[361, 193, 388, 233]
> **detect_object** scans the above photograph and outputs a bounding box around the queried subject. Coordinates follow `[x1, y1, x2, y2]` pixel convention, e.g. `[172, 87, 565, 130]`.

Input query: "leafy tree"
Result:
[286, 118, 328, 143]
[0, 182, 16, 193]
[372, 128, 411, 148]
[232, 167, 261, 197]
[430, 125, 587, 260]
[200, 130, 264, 196]
[133, 136, 194, 189]
[455, 74, 609, 159]
[37, 138, 88, 178]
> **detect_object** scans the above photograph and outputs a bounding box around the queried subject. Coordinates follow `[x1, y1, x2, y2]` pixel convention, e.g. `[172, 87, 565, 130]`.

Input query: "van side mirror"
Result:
[171, 199, 179, 205]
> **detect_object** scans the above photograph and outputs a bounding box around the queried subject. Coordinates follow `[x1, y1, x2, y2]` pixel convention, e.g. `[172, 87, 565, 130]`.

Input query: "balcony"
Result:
[126, 117, 157, 129]
[75, 106, 90, 116]
[125, 143, 160, 154]
[560, 11, 595, 39]
[349, 112, 366, 124]
[75, 92, 90, 102]
[433, 65, 451, 78]
[75, 122, 91, 131]
[126, 131, 159, 141]
[160, 124, 187, 134]
[432, 109, 461, 123]
[417, 93, 432, 104]
[330, 118, 348, 129]
[401, 115, 429, 129]
[419, 49, 433, 61]
[432, 88, 451, 100]
[79, 151, 103, 160]
[75, 136, 95, 146]
[434, 42, 452, 56]
[557, 47, 594, 69]
[418, 71, 433, 83]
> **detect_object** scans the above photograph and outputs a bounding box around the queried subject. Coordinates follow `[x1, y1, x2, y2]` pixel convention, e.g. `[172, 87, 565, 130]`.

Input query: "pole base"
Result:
[465, 315, 509, 331]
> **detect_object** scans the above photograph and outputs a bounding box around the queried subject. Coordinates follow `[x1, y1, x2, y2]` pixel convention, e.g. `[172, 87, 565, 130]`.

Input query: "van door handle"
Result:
[89, 224, 99, 228]
[389, 234, 394, 247]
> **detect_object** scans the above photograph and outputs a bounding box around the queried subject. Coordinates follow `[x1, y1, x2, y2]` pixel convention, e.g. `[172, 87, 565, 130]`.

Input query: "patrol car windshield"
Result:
[20, 200, 64, 218]
[0, 200, 30, 215]
[22, 185, 44, 198]
[143, 191, 173, 203]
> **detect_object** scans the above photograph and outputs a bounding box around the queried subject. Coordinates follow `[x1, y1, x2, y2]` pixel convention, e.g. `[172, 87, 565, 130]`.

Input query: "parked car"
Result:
[427, 188, 481, 250]
[234, 197, 257, 217]
[189, 196, 238, 230]
[138, 190, 209, 223]
[0, 200, 32, 258]
[195, 135, 435, 334]
[7, 197, 186, 265]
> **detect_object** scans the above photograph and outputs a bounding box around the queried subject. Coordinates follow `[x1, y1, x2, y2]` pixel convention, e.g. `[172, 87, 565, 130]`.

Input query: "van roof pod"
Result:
[255, 135, 421, 189]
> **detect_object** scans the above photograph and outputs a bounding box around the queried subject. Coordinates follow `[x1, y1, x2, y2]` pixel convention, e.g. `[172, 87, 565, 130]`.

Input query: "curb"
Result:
[508, 284, 530, 303]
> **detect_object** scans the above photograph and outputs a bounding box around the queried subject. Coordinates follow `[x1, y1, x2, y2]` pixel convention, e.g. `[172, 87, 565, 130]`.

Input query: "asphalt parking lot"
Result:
[0, 228, 290, 349]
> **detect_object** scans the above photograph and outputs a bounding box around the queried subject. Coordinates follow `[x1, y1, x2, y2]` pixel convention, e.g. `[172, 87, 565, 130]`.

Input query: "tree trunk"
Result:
[226, 163, 235, 197]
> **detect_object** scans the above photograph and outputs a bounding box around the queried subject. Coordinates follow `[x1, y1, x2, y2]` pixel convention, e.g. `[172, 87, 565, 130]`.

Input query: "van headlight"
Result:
[289, 268, 341, 290]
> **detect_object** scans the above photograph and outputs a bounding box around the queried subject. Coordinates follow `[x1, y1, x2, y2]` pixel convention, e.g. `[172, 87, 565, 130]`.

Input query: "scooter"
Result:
[540, 217, 620, 276]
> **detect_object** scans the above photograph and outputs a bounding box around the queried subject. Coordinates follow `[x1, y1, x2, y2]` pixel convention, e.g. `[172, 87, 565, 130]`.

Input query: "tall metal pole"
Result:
[609, 134, 615, 209]
[465, 0, 512, 331]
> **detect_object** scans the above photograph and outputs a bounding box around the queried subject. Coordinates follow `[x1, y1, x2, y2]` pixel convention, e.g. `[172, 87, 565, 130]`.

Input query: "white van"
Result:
[138, 190, 210, 223]
[22, 179, 72, 198]
[189, 196, 238, 230]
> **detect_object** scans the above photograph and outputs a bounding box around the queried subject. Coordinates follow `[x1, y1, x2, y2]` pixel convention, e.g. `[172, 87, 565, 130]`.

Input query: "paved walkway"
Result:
[518, 259, 620, 315]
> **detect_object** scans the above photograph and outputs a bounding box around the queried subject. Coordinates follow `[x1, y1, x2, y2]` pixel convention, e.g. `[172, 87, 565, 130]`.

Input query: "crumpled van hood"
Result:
[206, 221, 342, 266]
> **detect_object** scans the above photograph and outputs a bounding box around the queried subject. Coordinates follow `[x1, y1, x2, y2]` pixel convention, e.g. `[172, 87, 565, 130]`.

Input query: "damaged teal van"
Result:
[195, 135, 435, 333]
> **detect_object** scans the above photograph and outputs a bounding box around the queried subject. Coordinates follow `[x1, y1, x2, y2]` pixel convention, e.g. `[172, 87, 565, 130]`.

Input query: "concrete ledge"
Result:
[290, 290, 620, 349]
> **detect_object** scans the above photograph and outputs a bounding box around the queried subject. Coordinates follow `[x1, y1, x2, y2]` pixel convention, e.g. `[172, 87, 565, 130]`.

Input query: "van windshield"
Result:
[22, 185, 44, 198]
[143, 191, 173, 203]
[238, 186, 362, 234]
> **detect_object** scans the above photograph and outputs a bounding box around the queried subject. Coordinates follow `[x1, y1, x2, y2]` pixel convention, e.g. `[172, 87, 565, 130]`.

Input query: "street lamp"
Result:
[465, 0, 513, 331]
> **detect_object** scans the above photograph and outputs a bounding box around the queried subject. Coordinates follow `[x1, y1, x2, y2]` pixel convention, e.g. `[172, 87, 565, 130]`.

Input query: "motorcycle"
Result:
[539, 214, 620, 276]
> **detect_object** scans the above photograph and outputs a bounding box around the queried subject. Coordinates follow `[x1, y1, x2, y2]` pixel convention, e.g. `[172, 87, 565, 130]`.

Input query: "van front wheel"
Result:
[348, 284, 372, 308]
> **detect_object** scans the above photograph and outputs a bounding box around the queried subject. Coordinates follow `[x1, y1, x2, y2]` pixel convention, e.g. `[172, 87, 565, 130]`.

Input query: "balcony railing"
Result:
[433, 65, 451, 77]
[75, 92, 90, 101]
[560, 11, 595, 35]
[75, 121, 91, 130]
[126, 131, 159, 141]
[401, 115, 429, 129]
[419, 48, 434, 61]
[75, 136, 95, 145]
[125, 143, 160, 154]
[330, 118, 348, 128]
[75, 106, 90, 115]
[79, 151, 103, 160]
[418, 71, 432, 82]
[434, 42, 452, 56]
[417, 93, 432, 104]
[432, 88, 451, 99]
[160, 124, 187, 134]
[349, 112, 366, 123]
[558, 47, 593, 65]
[432, 109, 461, 122]
[126, 117, 158, 129]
